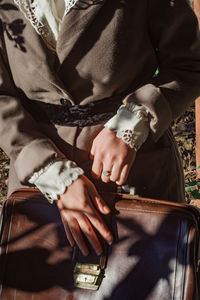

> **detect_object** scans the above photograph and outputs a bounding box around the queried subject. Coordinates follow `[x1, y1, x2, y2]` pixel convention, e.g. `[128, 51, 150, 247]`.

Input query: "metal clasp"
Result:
[73, 263, 103, 290]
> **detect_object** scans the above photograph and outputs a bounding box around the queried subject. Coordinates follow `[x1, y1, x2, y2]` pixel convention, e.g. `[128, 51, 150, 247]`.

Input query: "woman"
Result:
[0, 0, 200, 257]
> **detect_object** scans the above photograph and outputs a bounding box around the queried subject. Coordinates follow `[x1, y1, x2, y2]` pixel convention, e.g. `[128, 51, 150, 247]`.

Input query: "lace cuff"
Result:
[28, 159, 84, 203]
[104, 104, 149, 151]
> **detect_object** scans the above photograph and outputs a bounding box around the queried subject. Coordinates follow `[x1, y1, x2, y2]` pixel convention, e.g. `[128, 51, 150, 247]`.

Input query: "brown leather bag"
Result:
[0, 189, 200, 300]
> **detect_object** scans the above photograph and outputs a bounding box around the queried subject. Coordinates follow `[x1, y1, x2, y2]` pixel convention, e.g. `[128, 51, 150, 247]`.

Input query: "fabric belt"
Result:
[23, 91, 128, 127]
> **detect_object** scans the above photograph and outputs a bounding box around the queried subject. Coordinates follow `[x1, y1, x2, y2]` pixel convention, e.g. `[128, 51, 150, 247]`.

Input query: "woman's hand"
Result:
[57, 175, 113, 256]
[90, 127, 136, 184]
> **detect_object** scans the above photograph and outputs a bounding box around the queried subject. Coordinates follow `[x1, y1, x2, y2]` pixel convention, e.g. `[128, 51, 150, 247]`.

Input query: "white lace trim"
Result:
[116, 129, 141, 151]
[28, 159, 84, 203]
[13, 0, 46, 36]
[28, 157, 61, 184]
[104, 105, 149, 151]
[64, 0, 80, 15]
[14, 0, 79, 44]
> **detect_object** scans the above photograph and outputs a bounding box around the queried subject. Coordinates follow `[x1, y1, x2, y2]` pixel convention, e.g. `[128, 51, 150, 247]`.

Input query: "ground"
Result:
[0, 103, 197, 204]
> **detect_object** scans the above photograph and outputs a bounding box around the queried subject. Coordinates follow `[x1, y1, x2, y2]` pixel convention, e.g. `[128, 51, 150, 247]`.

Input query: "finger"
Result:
[90, 141, 95, 157]
[88, 183, 111, 214]
[110, 162, 123, 183]
[101, 163, 113, 183]
[61, 212, 89, 256]
[116, 164, 129, 185]
[86, 210, 114, 246]
[80, 187, 113, 244]
[56, 199, 64, 210]
[79, 216, 103, 256]
[90, 152, 94, 160]
[91, 156, 103, 178]
[60, 213, 75, 247]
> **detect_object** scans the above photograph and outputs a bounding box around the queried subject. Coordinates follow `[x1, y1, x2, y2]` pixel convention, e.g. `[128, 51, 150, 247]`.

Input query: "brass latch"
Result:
[73, 263, 103, 290]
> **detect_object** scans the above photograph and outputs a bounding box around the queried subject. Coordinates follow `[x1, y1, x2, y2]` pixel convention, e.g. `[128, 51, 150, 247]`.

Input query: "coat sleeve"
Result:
[0, 24, 65, 184]
[124, 0, 200, 141]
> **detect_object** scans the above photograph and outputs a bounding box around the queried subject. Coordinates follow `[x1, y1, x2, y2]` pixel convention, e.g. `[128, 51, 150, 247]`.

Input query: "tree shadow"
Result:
[58, 0, 126, 100]
[73, 0, 105, 11]
[0, 1, 26, 52]
[2, 19, 26, 52]
[0, 197, 75, 293]
[97, 199, 200, 300]
[0, 2, 18, 11]
[0, 195, 198, 299]
[103, 215, 183, 299]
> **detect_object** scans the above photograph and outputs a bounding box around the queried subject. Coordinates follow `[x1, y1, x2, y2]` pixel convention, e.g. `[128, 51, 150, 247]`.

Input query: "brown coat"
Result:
[0, 0, 200, 201]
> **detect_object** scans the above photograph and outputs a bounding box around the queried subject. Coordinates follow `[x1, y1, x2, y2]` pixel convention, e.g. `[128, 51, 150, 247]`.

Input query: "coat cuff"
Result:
[123, 84, 173, 142]
[104, 104, 149, 151]
[29, 159, 84, 203]
[14, 138, 66, 184]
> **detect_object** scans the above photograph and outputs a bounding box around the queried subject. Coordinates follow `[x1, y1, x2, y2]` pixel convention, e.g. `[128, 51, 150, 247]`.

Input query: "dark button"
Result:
[60, 98, 72, 106]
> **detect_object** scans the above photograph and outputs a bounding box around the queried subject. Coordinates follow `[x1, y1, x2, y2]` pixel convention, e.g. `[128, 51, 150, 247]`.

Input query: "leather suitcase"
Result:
[0, 189, 200, 300]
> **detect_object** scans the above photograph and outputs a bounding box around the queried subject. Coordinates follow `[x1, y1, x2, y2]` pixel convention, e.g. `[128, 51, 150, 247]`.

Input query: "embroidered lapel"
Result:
[13, 0, 57, 50]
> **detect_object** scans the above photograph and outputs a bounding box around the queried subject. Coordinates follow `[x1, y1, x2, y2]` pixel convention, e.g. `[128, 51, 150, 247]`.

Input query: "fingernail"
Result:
[108, 238, 114, 245]
[82, 249, 89, 256]
[104, 205, 110, 213]
[96, 248, 103, 256]
[70, 241, 75, 247]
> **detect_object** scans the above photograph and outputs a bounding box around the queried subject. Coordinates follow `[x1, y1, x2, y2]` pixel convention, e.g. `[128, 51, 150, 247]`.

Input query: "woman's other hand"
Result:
[90, 127, 136, 185]
[57, 175, 113, 256]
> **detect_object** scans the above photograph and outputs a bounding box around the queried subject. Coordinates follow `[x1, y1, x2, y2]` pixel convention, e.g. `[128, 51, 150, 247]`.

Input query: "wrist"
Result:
[28, 159, 84, 203]
[104, 104, 149, 151]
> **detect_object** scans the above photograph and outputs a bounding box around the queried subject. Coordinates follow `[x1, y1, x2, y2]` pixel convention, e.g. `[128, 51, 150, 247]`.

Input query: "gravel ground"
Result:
[0, 104, 197, 205]
[172, 104, 197, 203]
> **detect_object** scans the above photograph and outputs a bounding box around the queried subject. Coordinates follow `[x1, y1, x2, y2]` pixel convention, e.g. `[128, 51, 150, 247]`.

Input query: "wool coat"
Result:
[0, 0, 200, 202]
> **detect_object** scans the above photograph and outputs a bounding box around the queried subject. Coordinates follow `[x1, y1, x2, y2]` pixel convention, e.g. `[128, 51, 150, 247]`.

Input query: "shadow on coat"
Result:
[0, 1, 26, 52]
